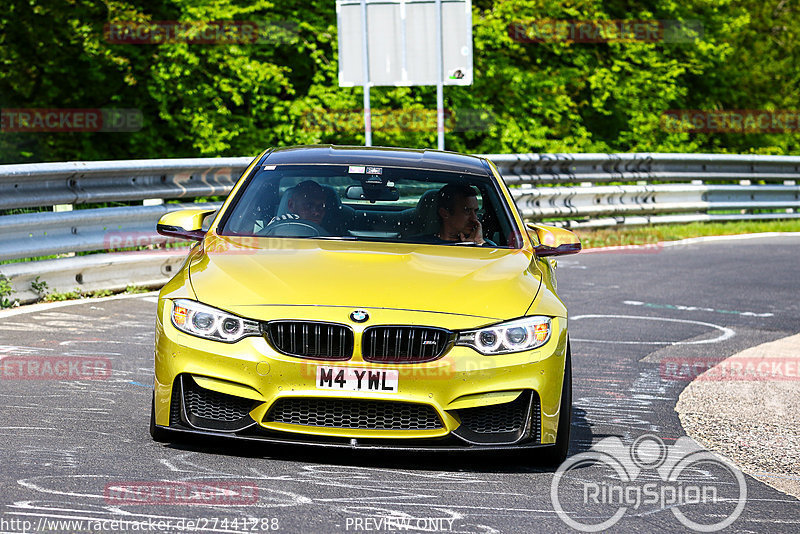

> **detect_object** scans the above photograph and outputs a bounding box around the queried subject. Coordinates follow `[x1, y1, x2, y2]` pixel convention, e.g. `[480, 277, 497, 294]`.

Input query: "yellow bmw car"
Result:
[151, 145, 580, 462]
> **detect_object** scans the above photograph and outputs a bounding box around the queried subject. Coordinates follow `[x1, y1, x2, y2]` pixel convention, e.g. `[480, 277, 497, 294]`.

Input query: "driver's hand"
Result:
[459, 219, 485, 245]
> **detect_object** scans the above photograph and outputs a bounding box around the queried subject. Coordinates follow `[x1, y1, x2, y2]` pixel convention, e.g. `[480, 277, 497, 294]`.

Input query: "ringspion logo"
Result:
[551, 435, 746, 531]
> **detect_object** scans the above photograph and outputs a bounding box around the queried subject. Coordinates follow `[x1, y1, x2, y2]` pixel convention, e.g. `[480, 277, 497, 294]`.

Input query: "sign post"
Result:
[359, 0, 372, 146]
[435, 0, 445, 150]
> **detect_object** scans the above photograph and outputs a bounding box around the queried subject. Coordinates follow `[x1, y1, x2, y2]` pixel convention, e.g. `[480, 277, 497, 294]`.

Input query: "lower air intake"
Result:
[179, 375, 257, 432]
[265, 398, 442, 430]
[452, 390, 539, 445]
[458, 393, 529, 434]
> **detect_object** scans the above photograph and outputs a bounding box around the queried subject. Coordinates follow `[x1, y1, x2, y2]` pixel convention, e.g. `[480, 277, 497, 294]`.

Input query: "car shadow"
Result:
[157, 407, 608, 474]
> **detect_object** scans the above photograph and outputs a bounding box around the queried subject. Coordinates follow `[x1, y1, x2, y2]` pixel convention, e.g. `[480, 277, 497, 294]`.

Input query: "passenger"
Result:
[429, 184, 494, 246]
[268, 180, 327, 226]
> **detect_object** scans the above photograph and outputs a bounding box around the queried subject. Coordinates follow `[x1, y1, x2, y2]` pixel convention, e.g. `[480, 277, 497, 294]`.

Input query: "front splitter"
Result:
[155, 424, 553, 452]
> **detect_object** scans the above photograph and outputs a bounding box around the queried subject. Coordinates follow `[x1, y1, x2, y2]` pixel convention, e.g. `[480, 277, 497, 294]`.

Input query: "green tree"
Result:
[0, 0, 798, 163]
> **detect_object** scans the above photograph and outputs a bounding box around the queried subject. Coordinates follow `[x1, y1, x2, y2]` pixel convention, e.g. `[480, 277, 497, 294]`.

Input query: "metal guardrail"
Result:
[1, 152, 798, 304]
[487, 152, 800, 184]
[488, 153, 799, 228]
[511, 183, 800, 223]
[0, 202, 221, 261]
[0, 157, 251, 210]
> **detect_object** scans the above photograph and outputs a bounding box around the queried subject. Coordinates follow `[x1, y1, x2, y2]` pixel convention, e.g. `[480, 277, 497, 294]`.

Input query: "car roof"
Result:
[261, 145, 490, 175]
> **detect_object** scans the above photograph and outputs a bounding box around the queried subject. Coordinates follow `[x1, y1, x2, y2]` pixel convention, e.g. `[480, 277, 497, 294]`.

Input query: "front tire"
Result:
[541, 342, 572, 466]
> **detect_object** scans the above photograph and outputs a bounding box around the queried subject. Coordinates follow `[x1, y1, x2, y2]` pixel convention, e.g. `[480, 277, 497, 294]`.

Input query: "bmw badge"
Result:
[350, 310, 369, 323]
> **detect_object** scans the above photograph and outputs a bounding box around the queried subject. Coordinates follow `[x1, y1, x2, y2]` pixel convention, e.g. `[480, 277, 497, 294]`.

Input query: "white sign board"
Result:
[337, 0, 473, 87]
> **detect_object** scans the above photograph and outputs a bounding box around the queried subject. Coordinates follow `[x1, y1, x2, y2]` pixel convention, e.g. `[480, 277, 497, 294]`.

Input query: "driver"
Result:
[429, 184, 494, 246]
[267, 180, 327, 227]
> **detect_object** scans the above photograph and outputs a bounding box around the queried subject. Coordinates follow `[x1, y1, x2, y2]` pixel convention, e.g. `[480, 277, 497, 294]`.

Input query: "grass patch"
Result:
[42, 288, 116, 302]
[40, 286, 146, 303]
[0, 275, 15, 309]
[124, 284, 149, 294]
[573, 219, 800, 249]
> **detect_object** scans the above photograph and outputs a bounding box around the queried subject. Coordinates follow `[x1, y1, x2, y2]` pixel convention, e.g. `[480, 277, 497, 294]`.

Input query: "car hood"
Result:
[189, 235, 541, 321]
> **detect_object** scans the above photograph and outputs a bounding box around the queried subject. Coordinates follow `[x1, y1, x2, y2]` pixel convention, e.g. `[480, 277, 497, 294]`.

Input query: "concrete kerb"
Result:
[676, 333, 800, 499]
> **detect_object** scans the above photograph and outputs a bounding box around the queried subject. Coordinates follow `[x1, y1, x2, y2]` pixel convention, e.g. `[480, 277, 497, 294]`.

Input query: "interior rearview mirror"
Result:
[526, 223, 581, 257]
[345, 185, 400, 202]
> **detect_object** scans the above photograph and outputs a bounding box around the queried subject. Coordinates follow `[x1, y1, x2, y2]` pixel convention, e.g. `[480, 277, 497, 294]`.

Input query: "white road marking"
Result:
[623, 300, 774, 318]
[0, 345, 54, 356]
[570, 314, 735, 345]
[661, 232, 800, 247]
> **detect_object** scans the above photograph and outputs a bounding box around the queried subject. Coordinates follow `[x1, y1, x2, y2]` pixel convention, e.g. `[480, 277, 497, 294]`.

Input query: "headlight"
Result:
[456, 316, 552, 355]
[171, 299, 261, 343]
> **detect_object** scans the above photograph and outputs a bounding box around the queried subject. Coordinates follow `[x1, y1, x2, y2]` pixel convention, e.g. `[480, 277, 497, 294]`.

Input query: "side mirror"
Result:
[527, 223, 581, 257]
[156, 209, 217, 241]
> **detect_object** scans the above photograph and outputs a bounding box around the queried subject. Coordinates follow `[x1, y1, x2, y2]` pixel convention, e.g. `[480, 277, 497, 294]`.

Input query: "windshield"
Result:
[218, 164, 522, 248]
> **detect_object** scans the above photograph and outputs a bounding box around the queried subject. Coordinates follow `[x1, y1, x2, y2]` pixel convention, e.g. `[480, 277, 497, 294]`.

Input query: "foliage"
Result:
[31, 276, 49, 299]
[42, 288, 85, 302]
[0, 275, 16, 308]
[1, 0, 798, 164]
[42, 287, 114, 302]
[125, 284, 149, 294]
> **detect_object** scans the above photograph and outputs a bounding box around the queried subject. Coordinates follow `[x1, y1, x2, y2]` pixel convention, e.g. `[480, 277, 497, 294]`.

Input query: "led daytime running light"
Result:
[170, 299, 260, 343]
[457, 317, 552, 355]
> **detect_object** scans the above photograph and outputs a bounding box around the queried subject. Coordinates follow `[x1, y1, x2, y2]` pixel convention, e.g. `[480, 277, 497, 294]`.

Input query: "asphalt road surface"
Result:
[1, 235, 798, 533]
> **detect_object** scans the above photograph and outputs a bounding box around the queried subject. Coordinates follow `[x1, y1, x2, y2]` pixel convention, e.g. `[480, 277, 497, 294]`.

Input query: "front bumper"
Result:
[154, 302, 569, 449]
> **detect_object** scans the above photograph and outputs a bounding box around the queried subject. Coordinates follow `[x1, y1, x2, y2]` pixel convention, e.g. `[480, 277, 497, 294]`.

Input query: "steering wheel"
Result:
[259, 219, 330, 238]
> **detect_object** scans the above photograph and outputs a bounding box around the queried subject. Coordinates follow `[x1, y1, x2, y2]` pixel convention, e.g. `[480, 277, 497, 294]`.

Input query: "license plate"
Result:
[316, 366, 399, 393]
